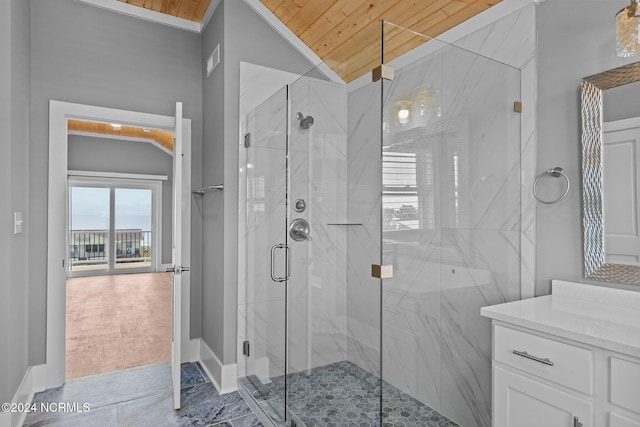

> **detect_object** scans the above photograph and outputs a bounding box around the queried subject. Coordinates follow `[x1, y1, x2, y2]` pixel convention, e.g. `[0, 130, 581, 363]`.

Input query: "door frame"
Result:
[45, 100, 192, 388]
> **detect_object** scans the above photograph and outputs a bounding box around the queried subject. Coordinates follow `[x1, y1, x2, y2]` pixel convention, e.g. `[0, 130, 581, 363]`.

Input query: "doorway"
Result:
[46, 101, 192, 409]
[65, 174, 168, 379]
[63, 121, 175, 378]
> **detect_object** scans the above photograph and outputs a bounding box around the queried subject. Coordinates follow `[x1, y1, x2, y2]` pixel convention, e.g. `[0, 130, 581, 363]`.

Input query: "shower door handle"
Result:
[271, 244, 283, 282]
[284, 244, 291, 280]
[270, 244, 290, 283]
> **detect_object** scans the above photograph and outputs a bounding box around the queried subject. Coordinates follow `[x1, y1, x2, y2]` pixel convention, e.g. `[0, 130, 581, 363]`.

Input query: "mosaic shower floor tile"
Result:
[239, 360, 458, 427]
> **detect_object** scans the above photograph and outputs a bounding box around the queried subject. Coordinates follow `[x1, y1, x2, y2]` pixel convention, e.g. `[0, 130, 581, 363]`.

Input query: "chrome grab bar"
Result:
[270, 244, 290, 282]
[512, 350, 554, 366]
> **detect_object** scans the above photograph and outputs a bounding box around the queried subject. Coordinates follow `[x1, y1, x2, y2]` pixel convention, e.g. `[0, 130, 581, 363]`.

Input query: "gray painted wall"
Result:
[0, 0, 31, 405]
[201, 0, 319, 364]
[30, 0, 204, 364]
[201, 0, 225, 364]
[536, 0, 640, 294]
[603, 80, 640, 122]
[0, 0, 10, 404]
[9, 0, 31, 405]
[68, 135, 173, 264]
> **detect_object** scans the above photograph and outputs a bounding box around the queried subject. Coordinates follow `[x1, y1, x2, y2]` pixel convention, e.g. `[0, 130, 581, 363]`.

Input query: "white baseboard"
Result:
[4, 364, 46, 427]
[197, 338, 237, 394]
[31, 364, 48, 394]
[184, 338, 201, 363]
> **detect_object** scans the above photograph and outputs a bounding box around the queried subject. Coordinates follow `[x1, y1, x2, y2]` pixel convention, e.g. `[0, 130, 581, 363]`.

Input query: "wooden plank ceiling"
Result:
[118, 0, 212, 22]
[115, 0, 500, 82]
[260, 0, 501, 82]
[68, 120, 175, 152]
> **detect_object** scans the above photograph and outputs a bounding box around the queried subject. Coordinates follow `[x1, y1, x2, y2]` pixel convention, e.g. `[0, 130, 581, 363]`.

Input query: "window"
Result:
[382, 151, 434, 231]
[68, 176, 162, 277]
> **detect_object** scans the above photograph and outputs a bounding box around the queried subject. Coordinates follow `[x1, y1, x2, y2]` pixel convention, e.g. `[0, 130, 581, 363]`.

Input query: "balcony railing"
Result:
[69, 229, 152, 270]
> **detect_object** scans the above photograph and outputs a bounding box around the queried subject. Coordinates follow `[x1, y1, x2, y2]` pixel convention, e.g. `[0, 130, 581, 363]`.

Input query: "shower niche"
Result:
[237, 21, 522, 427]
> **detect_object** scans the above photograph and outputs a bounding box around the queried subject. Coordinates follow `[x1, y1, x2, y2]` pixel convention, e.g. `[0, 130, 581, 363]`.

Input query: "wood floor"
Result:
[65, 272, 171, 379]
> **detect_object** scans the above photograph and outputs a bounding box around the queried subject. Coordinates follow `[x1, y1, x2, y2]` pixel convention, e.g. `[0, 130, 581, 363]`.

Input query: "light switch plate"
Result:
[14, 211, 23, 234]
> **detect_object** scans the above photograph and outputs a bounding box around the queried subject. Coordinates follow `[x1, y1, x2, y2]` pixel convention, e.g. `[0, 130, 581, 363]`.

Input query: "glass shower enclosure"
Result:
[237, 21, 521, 427]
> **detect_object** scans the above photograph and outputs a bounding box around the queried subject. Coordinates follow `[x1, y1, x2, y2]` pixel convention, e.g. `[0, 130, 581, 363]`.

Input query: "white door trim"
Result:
[46, 100, 192, 389]
[604, 116, 640, 132]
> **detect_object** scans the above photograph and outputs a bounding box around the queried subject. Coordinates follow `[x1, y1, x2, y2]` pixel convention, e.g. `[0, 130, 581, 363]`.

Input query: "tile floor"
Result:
[24, 362, 263, 427]
[66, 272, 172, 379]
[240, 361, 458, 427]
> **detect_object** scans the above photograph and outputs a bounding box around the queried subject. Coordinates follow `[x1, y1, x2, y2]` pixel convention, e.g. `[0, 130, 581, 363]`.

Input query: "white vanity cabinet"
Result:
[609, 355, 640, 427]
[493, 363, 592, 427]
[482, 280, 640, 427]
[492, 324, 594, 427]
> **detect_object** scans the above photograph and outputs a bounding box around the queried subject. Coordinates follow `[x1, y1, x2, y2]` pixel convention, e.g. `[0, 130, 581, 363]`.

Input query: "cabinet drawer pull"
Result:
[512, 350, 554, 366]
[573, 416, 583, 427]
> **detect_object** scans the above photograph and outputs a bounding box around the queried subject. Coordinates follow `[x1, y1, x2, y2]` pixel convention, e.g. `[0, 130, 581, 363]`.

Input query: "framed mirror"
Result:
[581, 61, 640, 285]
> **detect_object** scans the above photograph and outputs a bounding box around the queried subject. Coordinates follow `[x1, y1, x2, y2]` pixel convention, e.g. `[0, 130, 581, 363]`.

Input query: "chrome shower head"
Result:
[296, 112, 314, 130]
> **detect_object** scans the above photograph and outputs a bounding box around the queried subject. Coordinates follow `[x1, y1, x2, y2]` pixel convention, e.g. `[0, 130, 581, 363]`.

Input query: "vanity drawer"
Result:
[494, 325, 594, 394]
[610, 357, 640, 415]
[610, 412, 640, 427]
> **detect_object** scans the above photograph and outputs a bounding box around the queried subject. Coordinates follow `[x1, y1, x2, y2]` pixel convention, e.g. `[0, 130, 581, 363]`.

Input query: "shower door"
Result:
[242, 86, 291, 420]
[240, 66, 385, 425]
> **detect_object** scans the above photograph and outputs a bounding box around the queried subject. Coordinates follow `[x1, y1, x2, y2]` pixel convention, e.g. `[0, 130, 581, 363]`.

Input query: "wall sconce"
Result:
[617, 0, 640, 57]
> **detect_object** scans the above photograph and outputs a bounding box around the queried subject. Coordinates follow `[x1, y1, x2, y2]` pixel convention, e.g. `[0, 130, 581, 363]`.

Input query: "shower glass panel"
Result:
[381, 23, 521, 427]
[238, 20, 521, 427]
[241, 86, 290, 420]
[284, 22, 383, 427]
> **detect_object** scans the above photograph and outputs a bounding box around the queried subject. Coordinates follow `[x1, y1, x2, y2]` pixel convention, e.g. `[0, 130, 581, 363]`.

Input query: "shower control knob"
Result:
[293, 199, 306, 213]
[289, 218, 312, 242]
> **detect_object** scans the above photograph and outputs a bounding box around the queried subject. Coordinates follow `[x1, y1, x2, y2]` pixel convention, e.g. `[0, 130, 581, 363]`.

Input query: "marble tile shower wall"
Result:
[288, 77, 349, 373]
[346, 82, 383, 377]
[345, 6, 536, 427]
[451, 6, 537, 295]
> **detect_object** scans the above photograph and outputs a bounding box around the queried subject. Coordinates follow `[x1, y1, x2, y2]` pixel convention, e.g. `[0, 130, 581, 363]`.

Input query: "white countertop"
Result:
[481, 280, 640, 358]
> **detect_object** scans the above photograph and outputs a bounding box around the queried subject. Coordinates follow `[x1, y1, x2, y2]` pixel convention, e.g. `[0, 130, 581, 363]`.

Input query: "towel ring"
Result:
[533, 167, 570, 204]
